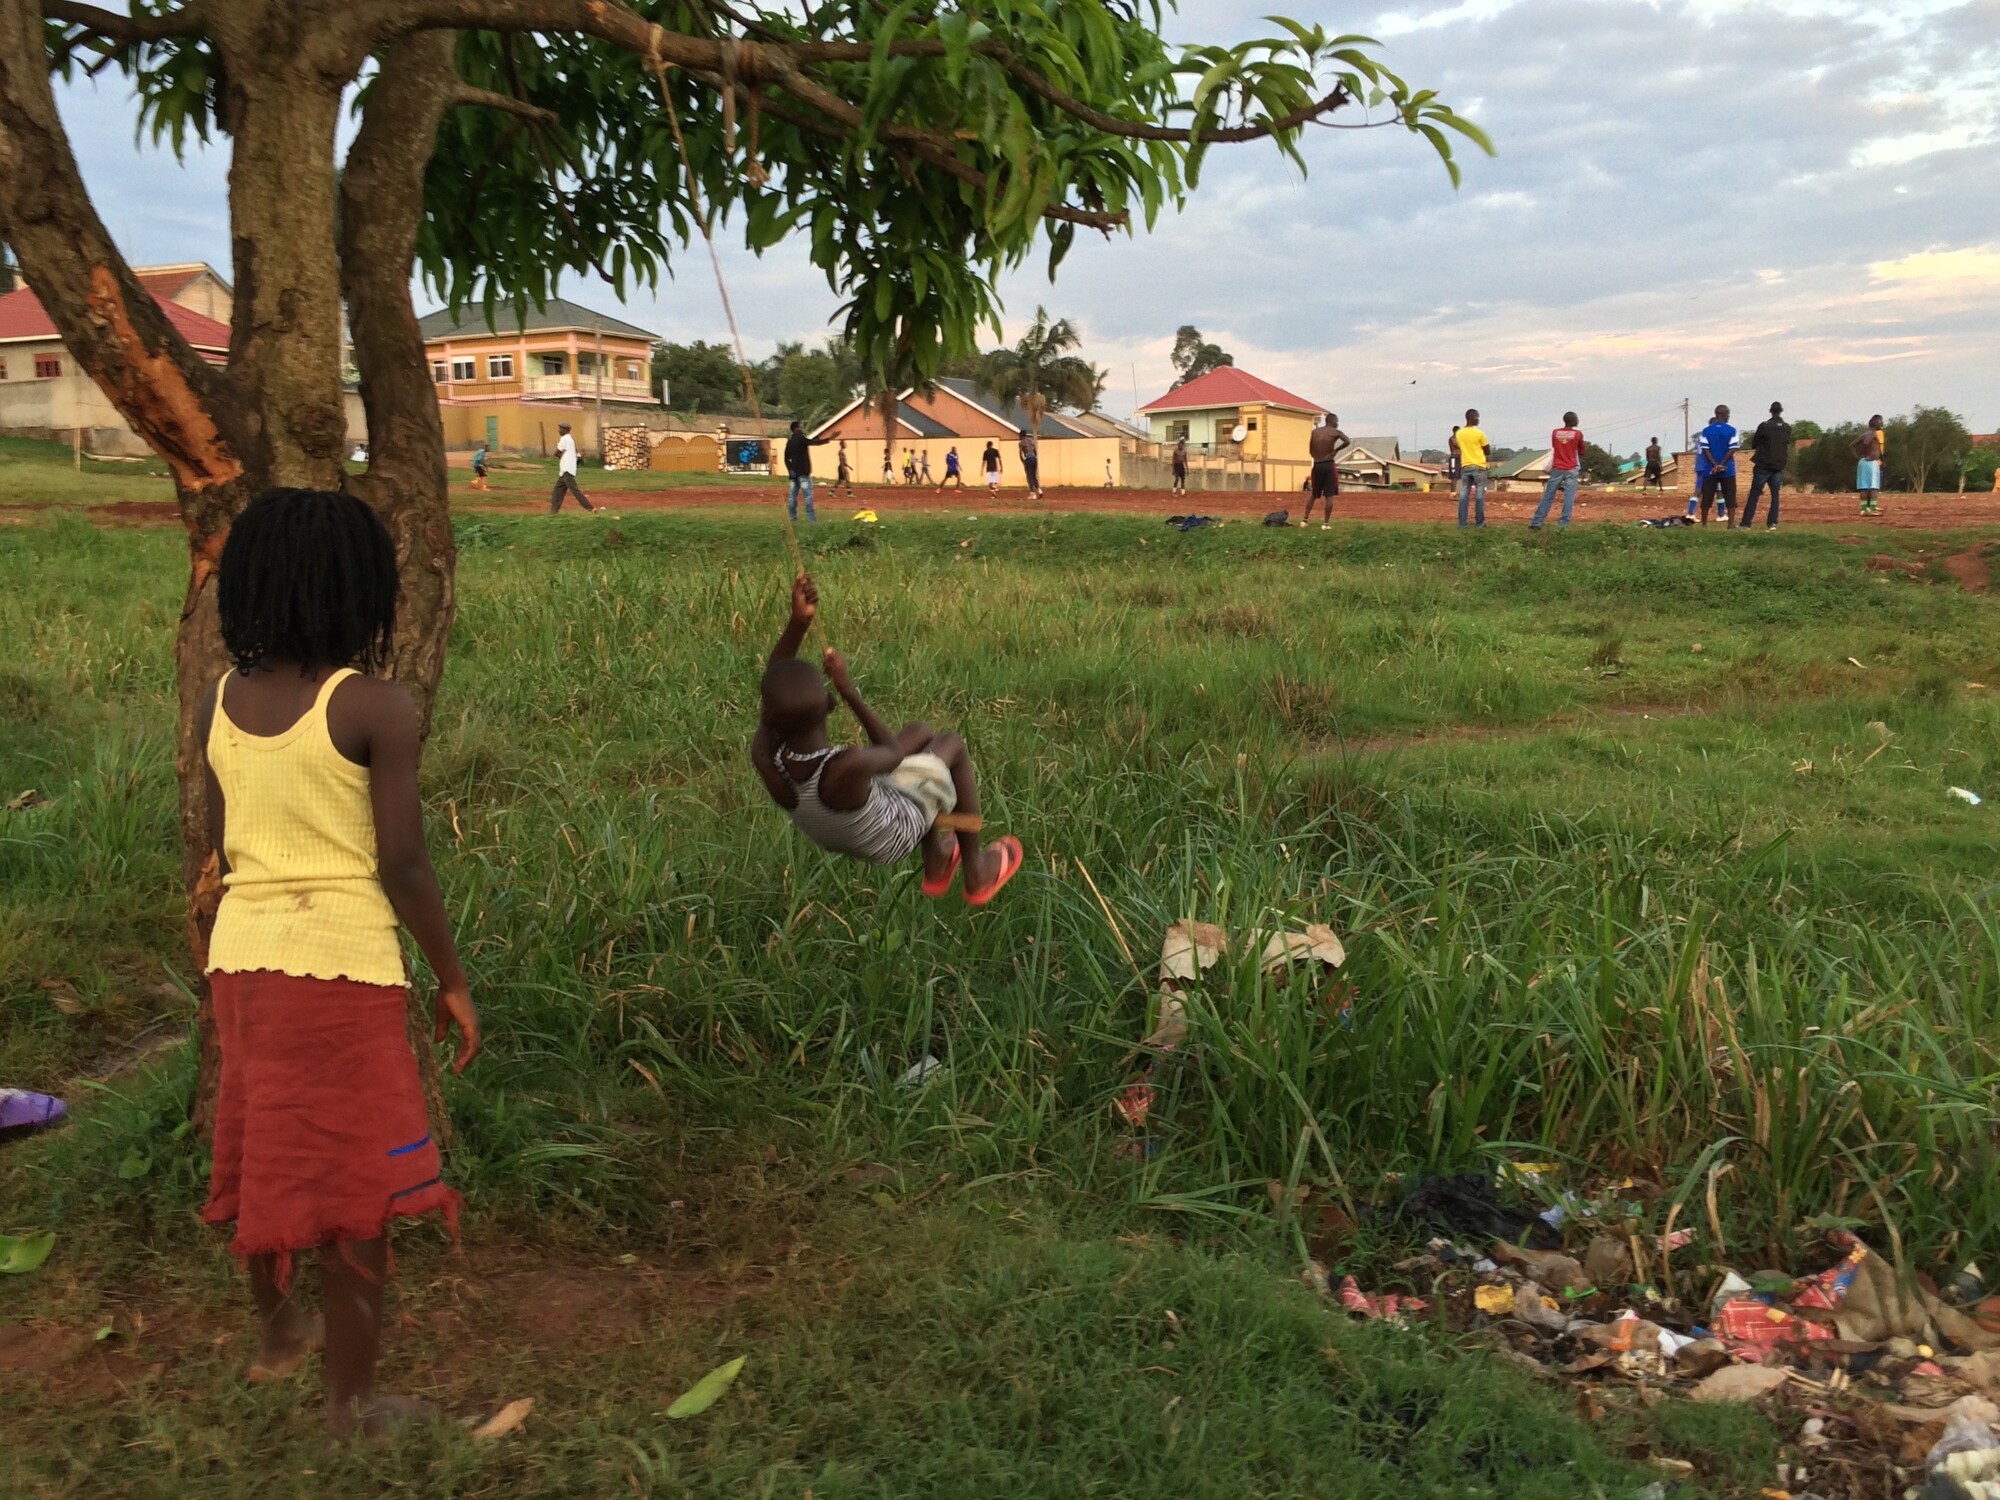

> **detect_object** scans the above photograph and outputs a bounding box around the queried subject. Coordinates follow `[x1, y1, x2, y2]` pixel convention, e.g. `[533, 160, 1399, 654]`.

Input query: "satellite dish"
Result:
[1230, 423, 1248, 443]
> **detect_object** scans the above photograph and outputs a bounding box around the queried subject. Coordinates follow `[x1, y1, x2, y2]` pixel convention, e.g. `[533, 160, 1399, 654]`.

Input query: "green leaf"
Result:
[665, 1355, 747, 1419]
[117, 1151, 151, 1180]
[0, 1232, 56, 1275]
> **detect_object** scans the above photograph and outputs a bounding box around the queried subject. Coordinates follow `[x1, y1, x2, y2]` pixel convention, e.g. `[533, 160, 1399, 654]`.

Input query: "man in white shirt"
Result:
[550, 422, 596, 513]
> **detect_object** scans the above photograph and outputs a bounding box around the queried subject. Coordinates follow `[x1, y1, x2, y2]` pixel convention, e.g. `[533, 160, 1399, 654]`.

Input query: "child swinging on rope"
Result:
[752, 574, 1023, 905]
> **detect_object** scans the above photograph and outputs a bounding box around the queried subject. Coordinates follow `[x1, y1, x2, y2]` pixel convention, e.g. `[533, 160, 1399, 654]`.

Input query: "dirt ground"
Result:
[460, 481, 2000, 529]
[9, 484, 2000, 532]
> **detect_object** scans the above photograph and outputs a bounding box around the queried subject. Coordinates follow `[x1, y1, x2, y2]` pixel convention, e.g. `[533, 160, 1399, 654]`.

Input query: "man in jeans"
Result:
[550, 422, 596, 512]
[784, 419, 827, 522]
[1530, 411, 1585, 529]
[1018, 428, 1042, 499]
[1455, 408, 1489, 528]
[1739, 401, 1791, 529]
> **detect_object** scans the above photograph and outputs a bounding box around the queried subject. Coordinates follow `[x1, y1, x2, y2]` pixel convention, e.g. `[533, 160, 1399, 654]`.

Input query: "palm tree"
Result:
[977, 307, 1098, 434]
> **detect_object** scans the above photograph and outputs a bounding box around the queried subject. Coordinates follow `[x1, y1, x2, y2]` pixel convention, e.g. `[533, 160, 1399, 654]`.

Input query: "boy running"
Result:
[939, 446, 964, 491]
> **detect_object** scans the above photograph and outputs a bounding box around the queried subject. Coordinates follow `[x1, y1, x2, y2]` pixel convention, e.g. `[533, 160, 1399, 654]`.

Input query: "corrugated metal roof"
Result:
[417, 296, 657, 343]
[0, 285, 228, 355]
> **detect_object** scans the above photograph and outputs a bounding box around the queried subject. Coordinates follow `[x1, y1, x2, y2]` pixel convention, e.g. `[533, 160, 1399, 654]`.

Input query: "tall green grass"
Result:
[5, 510, 1999, 1270]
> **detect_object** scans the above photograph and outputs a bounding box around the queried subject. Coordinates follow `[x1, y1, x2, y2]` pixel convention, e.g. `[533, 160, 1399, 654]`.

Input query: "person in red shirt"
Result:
[1530, 412, 1585, 529]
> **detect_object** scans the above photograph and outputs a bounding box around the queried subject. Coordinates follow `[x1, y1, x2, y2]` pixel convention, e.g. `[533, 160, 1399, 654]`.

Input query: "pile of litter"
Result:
[1305, 1170, 2000, 1500]
[1118, 919, 2000, 1495]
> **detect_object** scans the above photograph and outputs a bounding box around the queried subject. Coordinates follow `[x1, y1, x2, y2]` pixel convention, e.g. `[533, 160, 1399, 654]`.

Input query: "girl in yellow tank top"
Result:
[199, 488, 479, 1438]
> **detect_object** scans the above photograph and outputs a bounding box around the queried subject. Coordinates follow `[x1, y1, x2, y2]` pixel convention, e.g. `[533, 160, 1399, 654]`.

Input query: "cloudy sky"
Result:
[53, 0, 2000, 449]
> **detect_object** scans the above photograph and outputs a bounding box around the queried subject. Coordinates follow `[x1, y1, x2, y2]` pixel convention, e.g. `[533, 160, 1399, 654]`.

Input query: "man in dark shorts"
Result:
[1171, 437, 1188, 496]
[1643, 438, 1664, 494]
[1305, 413, 1349, 523]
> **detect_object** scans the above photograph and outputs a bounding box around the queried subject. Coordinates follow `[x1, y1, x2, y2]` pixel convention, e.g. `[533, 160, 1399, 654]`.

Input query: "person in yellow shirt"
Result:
[1455, 409, 1490, 528]
[200, 489, 479, 1436]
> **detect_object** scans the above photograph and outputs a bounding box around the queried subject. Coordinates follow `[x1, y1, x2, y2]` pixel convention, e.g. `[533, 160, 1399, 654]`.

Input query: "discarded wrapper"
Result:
[1158, 920, 1345, 985]
[1337, 1274, 1427, 1323]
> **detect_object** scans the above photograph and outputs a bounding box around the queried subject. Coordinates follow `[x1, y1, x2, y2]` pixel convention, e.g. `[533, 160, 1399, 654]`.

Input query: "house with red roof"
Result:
[132, 262, 234, 326]
[808, 377, 1122, 490]
[0, 275, 234, 456]
[1137, 367, 1328, 492]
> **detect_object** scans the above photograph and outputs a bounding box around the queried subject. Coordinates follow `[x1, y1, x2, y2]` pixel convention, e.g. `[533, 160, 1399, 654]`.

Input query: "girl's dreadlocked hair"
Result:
[217, 489, 399, 674]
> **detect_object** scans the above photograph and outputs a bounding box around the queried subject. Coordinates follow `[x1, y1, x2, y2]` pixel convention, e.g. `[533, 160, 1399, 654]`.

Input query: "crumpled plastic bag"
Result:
[1835, 1243, 2000, 1351]
[1493, 1241, 1591, 1293]
[1158, 921, 1345, 984]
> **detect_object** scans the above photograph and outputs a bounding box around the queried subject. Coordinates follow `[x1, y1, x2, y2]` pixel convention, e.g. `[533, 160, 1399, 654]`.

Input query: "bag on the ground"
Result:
[1263, 510, 1289, 527]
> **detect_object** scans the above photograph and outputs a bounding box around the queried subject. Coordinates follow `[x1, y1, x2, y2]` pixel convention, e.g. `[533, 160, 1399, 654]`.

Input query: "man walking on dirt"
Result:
[1740, 402, 1791, 530]
[1643, 438, 1665, 494]
[1305, 413, 1350, 523]
[1171, 437, 1189, 496]
[1019, 428, 1042, 500]
[550, 422, 596, 513]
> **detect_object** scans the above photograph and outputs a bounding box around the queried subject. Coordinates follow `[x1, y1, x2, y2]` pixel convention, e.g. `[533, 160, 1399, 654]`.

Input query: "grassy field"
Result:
[3, 492, 1998, 1494]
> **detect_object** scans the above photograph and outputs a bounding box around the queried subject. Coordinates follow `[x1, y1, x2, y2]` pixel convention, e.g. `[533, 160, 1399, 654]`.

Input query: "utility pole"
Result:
[1681, 398, 1690, 457]
[594, 317, 606, 461]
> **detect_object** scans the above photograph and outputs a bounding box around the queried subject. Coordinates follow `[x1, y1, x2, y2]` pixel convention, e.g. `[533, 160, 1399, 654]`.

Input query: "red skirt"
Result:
[204, 971, 459, 1283]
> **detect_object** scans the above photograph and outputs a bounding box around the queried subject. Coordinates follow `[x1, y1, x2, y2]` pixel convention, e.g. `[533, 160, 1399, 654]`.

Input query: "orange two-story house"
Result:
[418, 297, 658, 408]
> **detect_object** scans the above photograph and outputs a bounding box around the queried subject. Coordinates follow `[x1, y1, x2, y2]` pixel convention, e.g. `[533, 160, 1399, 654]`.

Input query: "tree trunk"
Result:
[161, 16, 360, 1131]
[338, 36, 466, 1136]
[2, 0, 465, 1135]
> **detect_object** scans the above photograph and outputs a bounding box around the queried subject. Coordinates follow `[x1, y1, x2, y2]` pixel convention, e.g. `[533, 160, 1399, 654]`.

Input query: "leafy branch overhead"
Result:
[41, 2, 1486, 393]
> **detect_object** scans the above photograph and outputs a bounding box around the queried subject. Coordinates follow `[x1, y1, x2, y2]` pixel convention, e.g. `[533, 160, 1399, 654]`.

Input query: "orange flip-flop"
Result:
[921, 838, 961, 898]
[963, 836, 1023, 908]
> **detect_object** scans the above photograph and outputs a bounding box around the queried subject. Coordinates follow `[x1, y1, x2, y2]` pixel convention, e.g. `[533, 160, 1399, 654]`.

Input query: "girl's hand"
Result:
[433, 983, 481, 1073]
[791, 572, 818, 627]
[822, 647, 851, 691]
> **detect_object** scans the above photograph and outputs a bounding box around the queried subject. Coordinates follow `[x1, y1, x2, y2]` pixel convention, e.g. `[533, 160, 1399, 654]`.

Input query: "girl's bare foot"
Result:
[248, 1310, 325, 1383]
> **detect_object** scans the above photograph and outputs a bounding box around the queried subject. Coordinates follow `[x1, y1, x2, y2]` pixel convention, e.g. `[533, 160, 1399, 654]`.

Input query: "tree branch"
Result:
[449, 82, 558, 126]
[337, 30, 460, 720]
[43, 0, 204, 45]
[357, 3, 1346, 148]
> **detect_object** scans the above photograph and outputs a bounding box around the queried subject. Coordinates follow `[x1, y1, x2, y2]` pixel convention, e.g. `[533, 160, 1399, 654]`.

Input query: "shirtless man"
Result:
[1305, 413, 1350, 524]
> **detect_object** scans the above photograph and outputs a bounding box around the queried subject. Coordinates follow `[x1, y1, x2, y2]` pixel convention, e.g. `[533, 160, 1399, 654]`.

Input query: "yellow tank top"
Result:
[204, 668, 406, 987]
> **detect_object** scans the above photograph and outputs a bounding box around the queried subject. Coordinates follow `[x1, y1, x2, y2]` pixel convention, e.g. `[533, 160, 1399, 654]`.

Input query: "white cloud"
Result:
[44, 0, 2000, 444]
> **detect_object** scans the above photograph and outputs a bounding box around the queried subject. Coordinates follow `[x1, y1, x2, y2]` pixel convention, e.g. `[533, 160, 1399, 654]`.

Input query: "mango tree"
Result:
[0, 0, 1484, 1121]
